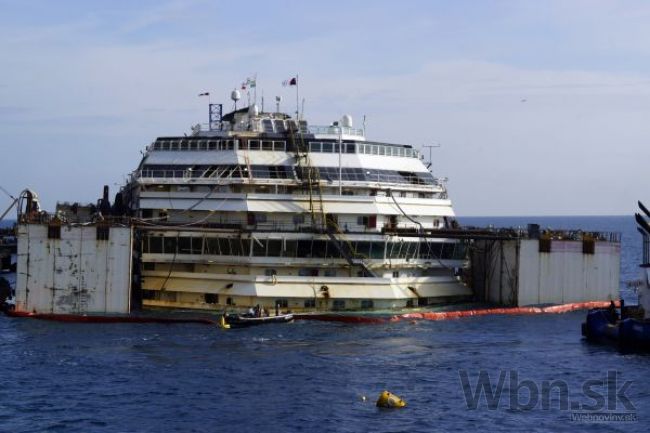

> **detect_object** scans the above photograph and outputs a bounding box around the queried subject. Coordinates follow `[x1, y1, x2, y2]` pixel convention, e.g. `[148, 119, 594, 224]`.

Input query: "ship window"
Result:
[241, 239, 251, 256]
[371, 145, 378, 155]
[251, 166, 269, 178]
[226, 297, 234, 306]
[333, 143, 340, 153]
[226, 140, 234, 150]
[401, 242, 413, 259]
[267, 240, 282, 257]
[170, 141, 179, 151]
[454, 243, 467, 260]
[180, 142, 189, 151]
[297, 240, 312, 258]
[204, 293, 218, 304]
[332, 300, 345, 310]
[388, 242, 400, 259]
[273, 120, 286, 133]
[360, 300, 374, 309]
[273, 141, 286, 151]
[262, 119, 274, 133]
[311, 241, 326, 258]
[204, 238, 219, 255]
[345, 143, 356, 153]
[229, 238, 242, 256]
[322, 142, 333, 152]
[255, 213, 267, 223]
[178, 237, 191, 254]
[424, 242, 443, 259]
[371, 241, 385, 259]
[283, 240, 298, 258]
[208, 141, 217, 150]
[163, 237, 178, 254]
[298, 268, 318, 277]
[253, 239, 266, 256]
[248, 140, 260, 150]
[218, 238, 230, 255]
[393, 271, 399, 278]
[324, 269, 336, 277]
[265, 269, 277, 276]
[148, 236, 163, 254]
[262, 140, 273, 151]
[405, 148, 413, 157]
[292, 213, 304, 225]
[275, 299, 289, 308]
[441, 243, 455, 259]
[304, 299, 316, 308]
[354, 242, 370, 258]
[325, 241, 341, 258]
[378, 146, 386, 156]
[309, 142, 321, 152]
[193, 238, 203, 254]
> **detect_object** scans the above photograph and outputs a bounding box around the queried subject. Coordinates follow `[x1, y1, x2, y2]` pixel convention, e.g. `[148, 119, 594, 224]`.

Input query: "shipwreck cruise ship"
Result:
[120, 93, 471, 312]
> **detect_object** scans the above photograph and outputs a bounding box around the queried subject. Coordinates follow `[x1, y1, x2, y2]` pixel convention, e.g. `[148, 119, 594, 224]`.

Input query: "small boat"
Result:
[582, 306, 650, 351]
[581, 200, 650, 351]
[222, 313, 294, 329]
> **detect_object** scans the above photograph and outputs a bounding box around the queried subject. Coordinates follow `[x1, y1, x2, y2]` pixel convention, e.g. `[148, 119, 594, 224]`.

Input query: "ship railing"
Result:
[134, 170, 441, 188]
[195, 122, 230, 132]
[308, 125, 365, 137]
[461, 225, 621, 243]
[142, 220, 328, 233]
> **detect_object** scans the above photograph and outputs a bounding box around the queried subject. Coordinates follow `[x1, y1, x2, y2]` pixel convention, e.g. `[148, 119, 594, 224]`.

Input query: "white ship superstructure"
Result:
[122, 95, 471, 311]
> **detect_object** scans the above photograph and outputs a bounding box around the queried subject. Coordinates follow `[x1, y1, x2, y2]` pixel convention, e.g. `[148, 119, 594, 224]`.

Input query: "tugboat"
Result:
[581, 201, 650, 351]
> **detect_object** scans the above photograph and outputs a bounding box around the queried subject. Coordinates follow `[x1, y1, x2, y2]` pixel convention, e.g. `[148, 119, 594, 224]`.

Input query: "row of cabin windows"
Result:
[141, 236, 466, 260]
[307, 142, 416, 158]
[152, 140, 236, 151]
[151, 139, 288, 152]
[143, 291, 332, 310]
[245, 140, 287, 151]
[312, 167, 435, 185]
[150, 139, 418, 158]
[140, 164, 435, 185]
[140, 164, 293, 180]
[141, 165, 436, 185]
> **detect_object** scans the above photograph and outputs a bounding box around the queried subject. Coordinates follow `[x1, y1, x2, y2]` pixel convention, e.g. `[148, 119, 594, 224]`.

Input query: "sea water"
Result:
[0, 216, 647, 432]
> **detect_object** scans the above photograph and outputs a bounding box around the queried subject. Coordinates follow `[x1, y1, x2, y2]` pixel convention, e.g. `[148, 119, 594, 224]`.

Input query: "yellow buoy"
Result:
[219, 316, 231, 329]
[376, 390, 406, 408]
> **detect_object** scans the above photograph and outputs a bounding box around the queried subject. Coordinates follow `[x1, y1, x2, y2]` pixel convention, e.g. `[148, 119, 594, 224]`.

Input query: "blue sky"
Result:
[1, 0, 649, 215]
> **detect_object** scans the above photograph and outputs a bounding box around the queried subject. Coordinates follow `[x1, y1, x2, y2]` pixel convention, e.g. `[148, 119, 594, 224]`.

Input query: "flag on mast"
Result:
[198, 92, 210, 97]
[282, 77, 297, 86]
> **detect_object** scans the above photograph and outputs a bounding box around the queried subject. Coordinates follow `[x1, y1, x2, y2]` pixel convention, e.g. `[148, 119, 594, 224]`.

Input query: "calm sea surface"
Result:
[0, 216, 648, 432]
